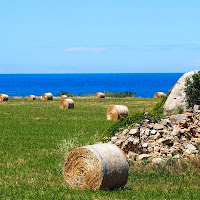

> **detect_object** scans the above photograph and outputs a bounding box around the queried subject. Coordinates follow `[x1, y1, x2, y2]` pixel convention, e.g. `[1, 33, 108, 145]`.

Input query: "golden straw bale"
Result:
[42, 92, 53, 100]
[28, 95, 36, 100]
[64, 143, 129, 190]
[59, 98, 74, 109]
[153, 92, 165, 98]
[60, 95, 68, 100]
[95, 92, 105, 99]
[0, 94, 9, 101]
[107, 105, 129, 120]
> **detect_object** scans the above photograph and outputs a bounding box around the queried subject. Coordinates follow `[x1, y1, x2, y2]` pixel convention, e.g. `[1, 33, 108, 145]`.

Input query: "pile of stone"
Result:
[110, 109, 200, 163]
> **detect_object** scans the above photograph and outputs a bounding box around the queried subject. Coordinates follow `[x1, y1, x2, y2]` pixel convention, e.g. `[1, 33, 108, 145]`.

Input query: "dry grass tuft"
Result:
[130, 155, 200, 174]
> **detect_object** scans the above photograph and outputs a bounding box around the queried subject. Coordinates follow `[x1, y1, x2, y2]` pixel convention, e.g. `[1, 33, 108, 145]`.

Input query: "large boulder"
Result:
[164, 71, 198, 113]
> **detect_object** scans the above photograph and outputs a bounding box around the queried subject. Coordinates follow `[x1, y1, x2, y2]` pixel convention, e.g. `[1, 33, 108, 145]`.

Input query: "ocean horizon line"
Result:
[0, 72, 184, 75]
[0, 73, 183, 97]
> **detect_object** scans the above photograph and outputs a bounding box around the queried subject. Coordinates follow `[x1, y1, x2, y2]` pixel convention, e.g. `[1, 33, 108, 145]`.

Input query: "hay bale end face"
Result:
[60, 95, 68, 100]
[0, 94, 9, 101]
[42, 92, 53, 100]
[107, 105, 129, 120]
[64, 143, 129, 190]
[153, 92, 165, 98]
[28, 95, 36, 100]
[95, 92, 105, 99]
[59, 98, 74, 109]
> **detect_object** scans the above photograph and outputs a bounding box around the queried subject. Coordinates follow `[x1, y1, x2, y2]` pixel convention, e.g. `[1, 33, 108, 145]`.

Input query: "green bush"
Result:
[177, 106, 184, 114]
[59, 90, 136, 98]
[185, 71, 200, 108]
[58, 91, 77, 97]
[105, 90, 136, 98]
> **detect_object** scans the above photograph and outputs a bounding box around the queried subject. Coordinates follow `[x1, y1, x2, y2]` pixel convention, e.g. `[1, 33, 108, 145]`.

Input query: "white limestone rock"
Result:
[137, 154, 150, 161]
[164, 71, 199, 114]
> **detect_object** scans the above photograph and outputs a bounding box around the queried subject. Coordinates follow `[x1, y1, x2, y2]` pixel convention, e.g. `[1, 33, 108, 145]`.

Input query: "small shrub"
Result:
[105, 90, 136, 98]
[185, 71, 200, 108]
[177, 106, 184, 114]
[148, 95, 167, 121]
[58, 91, 77, 97]
[194, 143, 200, 151]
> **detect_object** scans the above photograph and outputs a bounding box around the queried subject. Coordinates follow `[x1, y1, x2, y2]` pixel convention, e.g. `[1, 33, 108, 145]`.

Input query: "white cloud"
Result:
[64, 47, 105, 52]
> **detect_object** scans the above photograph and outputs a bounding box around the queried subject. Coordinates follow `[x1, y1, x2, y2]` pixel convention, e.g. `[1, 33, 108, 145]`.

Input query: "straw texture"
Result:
[28, 95, 36, 100]
[95, 92, 105, 99]
[60, 95, 68, 100]
[153, 92, 165, 98]
[42, 92, 53, 100]
[59, 98, 74, 109]
[107, 105, 129, 120]
[0, 94, 9, 101]
[64, 143, 129, 190]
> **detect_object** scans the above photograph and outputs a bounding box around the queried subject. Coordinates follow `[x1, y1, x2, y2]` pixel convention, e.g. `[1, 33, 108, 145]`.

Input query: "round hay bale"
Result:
[64, 143, 129, 190]
[42, 92, 53, 100]
[0, 94, 9, 101]
[59, 98, 74, 109]
[153, 92, 165, 98]
[95, 92, 105, 99]
[107, 105, 129, 120]
[60, 95, 68, 100]
[28, 95, 36, 100]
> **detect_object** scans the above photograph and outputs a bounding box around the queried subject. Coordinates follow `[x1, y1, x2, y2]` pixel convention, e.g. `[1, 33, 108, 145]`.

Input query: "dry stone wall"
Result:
[110, 110, 200, 163]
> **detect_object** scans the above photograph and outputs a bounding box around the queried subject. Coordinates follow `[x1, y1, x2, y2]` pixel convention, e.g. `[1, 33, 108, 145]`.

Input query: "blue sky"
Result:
[0, 0, 200, 73]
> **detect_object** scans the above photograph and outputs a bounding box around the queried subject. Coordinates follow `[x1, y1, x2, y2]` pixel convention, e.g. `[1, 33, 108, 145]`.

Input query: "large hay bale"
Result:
[0, 94, 9, 101]
[153, 92, 165, 98]
[42, 92, 53, 100]
[28, 95, 36, 100]
[60, 95, 68, 100]
[107, 105, 129, 120]
[95, 92, 105, 99]
[59, 98, 74, 109]
[64, 143, 129, 190]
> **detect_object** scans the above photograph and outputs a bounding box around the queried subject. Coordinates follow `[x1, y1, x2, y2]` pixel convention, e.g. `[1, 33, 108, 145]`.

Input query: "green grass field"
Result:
[0, 98, 200, 200]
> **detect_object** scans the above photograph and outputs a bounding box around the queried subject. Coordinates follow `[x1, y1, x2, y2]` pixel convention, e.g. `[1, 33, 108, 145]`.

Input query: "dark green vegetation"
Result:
[0, 97, 200, 199]
[105, 90, 136, 98]
[59, 91, 136, 98]
[185, 71, 200, 108]
[58, 91, 78, 97]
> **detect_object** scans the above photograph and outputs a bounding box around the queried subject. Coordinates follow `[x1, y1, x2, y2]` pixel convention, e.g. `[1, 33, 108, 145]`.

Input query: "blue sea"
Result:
[0, 73, 183, 97]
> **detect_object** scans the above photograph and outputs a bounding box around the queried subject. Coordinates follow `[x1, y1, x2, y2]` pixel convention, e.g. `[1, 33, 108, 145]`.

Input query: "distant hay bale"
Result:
[60, 95, 68, 100]
[0, 94, 9, 101]
[107, 105, 129, 120]
[42, 92, 53, 100]
[153, 92, 165, 98]
[59, 98, 74, 109]
[64, 143, 129, 190]
[28, 95, 36, 100]
[95, 92, 105, 99]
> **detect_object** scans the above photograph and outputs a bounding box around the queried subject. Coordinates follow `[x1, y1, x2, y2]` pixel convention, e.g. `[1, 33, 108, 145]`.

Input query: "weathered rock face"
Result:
[164, 71, 198, 114]
[109, 110, 200, 163]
